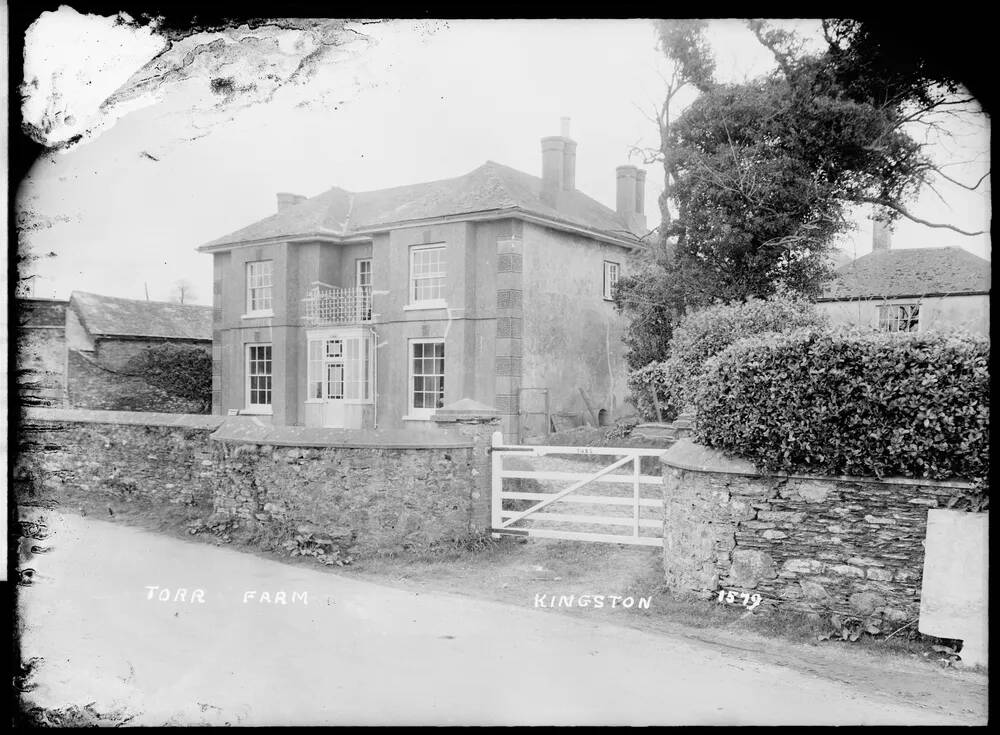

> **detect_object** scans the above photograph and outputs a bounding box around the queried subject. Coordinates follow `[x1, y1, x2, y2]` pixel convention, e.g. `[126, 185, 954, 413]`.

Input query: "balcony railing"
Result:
[301, 283, 372, 325]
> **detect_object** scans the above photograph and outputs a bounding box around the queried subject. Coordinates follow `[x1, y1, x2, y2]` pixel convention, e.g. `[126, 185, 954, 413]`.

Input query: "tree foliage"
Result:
[626, 291, 827, 418]
[616, 19, 986, 370]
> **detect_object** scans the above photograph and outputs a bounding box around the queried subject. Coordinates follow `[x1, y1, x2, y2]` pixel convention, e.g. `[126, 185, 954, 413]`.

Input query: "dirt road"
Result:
[17, 511, 983, 726]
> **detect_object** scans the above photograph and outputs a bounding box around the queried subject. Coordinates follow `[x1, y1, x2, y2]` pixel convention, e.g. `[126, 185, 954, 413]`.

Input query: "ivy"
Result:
[124, 344, 212, 413]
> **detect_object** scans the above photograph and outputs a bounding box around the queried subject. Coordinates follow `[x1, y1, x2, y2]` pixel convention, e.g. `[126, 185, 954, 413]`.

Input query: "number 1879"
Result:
[717, 589, 762, 610]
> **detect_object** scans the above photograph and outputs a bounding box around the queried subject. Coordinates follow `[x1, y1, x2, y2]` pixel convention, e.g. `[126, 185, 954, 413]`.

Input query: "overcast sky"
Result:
[17, 13, 991, 305]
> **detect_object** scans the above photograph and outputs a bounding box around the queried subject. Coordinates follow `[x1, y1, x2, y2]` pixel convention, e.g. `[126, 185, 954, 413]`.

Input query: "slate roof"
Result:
[819, 247, 991, 301]
[200, 161, 639, 249]
[70, 291, 213, 340]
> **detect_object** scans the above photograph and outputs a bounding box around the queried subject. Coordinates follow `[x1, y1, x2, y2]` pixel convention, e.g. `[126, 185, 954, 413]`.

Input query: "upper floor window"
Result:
[878, 303, 920, 332]
[356, 258, 372, 290]
[246, 260, 273, 314]
[603, 261, 620, 301]
[410, 245, 446, 304]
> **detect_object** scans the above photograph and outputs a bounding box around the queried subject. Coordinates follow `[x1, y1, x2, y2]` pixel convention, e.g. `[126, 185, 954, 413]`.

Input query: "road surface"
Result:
[17, 511, 980, 726]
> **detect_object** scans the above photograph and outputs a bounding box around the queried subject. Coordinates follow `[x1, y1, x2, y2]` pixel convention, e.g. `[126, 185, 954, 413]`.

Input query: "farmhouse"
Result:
[198, 122, 649, 440]
[817, 220, 991, 334]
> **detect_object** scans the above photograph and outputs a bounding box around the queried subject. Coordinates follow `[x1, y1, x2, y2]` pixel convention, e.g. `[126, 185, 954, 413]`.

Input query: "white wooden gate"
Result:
[490, 431, 665, 547]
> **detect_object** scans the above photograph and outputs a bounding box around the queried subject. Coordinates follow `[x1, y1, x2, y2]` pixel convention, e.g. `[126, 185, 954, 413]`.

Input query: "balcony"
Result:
[301, 283, 372, 326]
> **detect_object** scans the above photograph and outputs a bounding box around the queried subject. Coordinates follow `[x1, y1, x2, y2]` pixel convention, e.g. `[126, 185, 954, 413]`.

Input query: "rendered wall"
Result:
[521, 222, 631, 434]
[817, 294, 989, 335]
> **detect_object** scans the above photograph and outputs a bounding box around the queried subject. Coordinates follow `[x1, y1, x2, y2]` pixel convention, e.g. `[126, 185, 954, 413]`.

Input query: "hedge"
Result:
[694, 329, 990, 490]
[627, 293, 827, 420]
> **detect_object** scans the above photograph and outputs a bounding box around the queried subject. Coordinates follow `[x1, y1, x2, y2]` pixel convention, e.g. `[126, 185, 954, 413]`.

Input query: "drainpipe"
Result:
[369, 327, 378, 429]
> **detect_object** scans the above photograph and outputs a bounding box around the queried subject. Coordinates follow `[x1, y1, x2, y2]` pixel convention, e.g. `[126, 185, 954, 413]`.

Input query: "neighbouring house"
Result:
[197, 121, 648, 440]
[18, 297, 70, 407]
[817, 220, 991, 334]
[65, 291, 213, 412]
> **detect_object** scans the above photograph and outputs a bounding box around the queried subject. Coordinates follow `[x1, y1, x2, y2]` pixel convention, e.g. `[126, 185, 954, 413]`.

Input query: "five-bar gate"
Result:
[489, 431, 666, 547]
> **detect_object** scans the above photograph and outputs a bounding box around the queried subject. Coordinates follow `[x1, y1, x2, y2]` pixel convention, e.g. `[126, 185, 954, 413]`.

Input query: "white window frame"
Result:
[408, 244, 447, 309]
[245, 260, 274, 317]
[305, 329, 374, 405]
[878, 301, 921, 333]
[603, 260, 620, 301]
[356, 258, 372, 290]
[244, 343, 273, 414]
[406, 338, 445, 420]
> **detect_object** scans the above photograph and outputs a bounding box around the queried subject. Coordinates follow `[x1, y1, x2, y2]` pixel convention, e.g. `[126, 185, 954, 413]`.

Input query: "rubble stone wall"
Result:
[662, 439, 973, 622]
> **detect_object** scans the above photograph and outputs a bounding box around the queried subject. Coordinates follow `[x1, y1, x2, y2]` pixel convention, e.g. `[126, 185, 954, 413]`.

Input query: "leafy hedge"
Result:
[628, 293, 827, 420]
[694, 329, 990, 489]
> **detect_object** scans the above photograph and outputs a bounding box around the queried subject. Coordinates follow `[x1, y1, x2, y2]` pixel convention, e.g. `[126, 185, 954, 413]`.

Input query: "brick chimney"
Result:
[616, 165, 647, 234]
[541, 117, 576, 206]
[873, 215, 892, 251]
[277, 192, 306, 213]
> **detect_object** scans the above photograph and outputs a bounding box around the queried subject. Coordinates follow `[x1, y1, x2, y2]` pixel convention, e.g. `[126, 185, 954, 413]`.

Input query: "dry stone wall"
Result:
[662, 439, 972, 623]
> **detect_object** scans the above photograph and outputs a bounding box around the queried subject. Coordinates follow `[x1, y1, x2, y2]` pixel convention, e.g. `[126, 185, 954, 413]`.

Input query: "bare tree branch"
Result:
[857, 197, 986, 236]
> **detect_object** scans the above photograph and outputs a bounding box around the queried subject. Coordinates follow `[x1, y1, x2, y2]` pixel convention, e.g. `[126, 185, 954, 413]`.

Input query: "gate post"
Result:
[491, 431, 504, 538]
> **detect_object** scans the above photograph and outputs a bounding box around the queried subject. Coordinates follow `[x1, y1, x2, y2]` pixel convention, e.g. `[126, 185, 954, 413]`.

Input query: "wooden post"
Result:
[633, 455, 640, 538]
[491, 431, 504, 538]
[544, 389, 551, 436]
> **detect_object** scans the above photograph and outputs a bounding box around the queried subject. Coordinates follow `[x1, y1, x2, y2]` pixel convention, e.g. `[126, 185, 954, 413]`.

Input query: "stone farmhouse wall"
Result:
[662, 440, 974, 623]
[17, 299, 68, 407]
[17, 408, 497, 556]
[67, 338, 211, 414]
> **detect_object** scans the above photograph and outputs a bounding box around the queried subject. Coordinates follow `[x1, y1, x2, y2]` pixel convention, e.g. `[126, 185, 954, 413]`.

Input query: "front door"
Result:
[323, 354, 346, 427]
[319, 338, 346, 427]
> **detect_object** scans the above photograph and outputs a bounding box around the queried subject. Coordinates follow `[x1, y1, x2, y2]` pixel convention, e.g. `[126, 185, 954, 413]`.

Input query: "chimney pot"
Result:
[616, 165, 647, 235]
[541, 120, 577, 204]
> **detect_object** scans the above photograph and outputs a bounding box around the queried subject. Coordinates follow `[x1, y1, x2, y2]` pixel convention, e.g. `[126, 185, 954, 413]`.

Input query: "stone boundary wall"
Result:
[17, 409, 221, 507]
[17, 407, 499, 555]
[662, 439, 974, 623]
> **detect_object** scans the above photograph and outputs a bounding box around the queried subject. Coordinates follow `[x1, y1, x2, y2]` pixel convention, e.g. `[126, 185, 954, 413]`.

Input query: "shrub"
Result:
[124, 344, 212, 413]
[628, 292, 827, 420]
[694, 329, 990, 490]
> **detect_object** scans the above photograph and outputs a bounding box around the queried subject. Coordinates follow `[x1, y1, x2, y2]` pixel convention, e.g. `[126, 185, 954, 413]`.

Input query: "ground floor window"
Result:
[246, 343, 272, 411]
[307, 332, 372, 402]
[878, 302, 920, 332]
[410, 339, 445, 418]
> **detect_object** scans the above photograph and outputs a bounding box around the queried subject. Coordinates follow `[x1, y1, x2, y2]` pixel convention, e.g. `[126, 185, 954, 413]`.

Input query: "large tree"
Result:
[615, 18, 987, 369]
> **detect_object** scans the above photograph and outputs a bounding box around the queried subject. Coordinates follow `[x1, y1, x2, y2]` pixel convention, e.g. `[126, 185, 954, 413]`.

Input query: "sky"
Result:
[15, 12, 992, 306]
